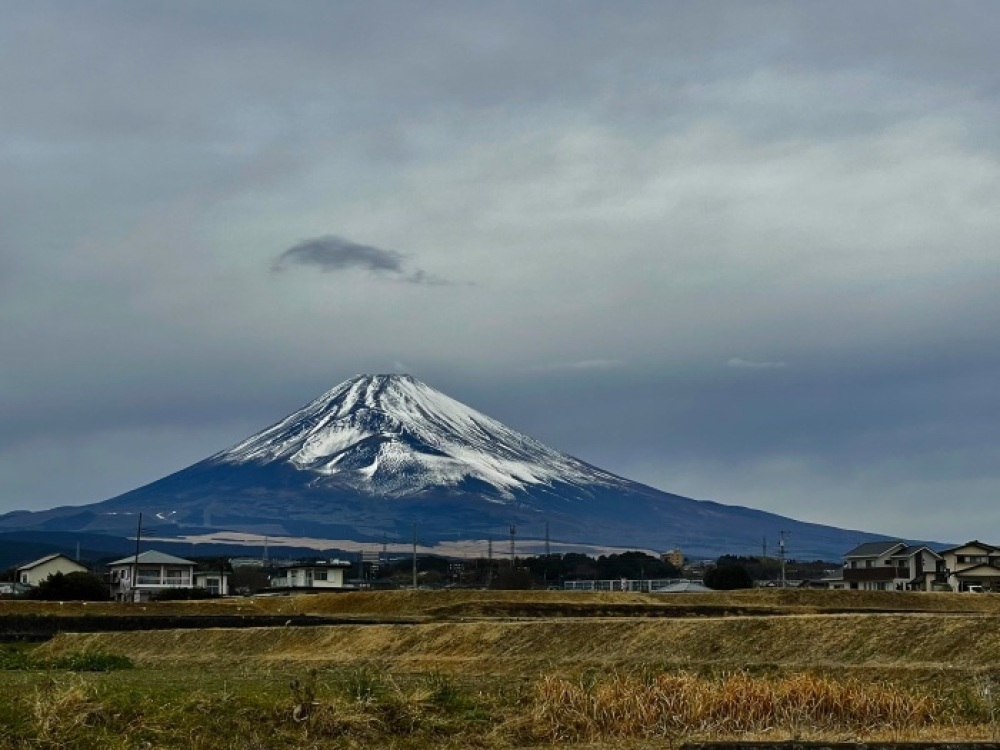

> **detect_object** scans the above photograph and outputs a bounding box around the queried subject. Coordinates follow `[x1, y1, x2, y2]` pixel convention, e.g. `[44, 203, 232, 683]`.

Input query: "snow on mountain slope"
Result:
[213, 374, 624, 500]
[0, 373, 904, 558]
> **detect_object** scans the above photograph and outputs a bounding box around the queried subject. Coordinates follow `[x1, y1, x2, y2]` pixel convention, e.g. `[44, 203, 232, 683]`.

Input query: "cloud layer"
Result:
[2, 3, 1000, 552]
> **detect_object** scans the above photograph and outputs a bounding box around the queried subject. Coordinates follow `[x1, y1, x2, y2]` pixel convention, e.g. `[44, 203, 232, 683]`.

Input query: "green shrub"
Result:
[343, 665, 388, 703]
[0, 644, 39, 670]
[424, 672, 464, 712]
[703, 564, 754, 590]
[150, 587, 215, 601]
[25, 571, 111, 601]
[48, 651, 133, 672]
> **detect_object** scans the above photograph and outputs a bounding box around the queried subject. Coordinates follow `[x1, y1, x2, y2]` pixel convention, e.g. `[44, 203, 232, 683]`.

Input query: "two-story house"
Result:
[842, 541, 942, 591]
[938, 541, 1000, 592]
[107, 550, 232, 601]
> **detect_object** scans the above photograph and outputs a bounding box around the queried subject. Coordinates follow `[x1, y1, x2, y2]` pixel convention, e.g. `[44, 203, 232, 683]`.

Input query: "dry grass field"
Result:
[3, 589, 1000, 748]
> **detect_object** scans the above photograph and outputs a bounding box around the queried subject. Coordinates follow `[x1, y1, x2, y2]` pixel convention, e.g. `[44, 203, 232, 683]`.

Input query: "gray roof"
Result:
[938, 540, 999, 555]
[843, 541, 906, 558]
[17, 553, 87, 571]
[108, 550, 195, 567]
[951, 563, 1000, 578]
[900, 545, 942, 559]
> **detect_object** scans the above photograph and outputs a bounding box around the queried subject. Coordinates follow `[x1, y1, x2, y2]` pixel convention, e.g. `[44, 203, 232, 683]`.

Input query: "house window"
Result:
[204, 577, 220, 595]
[137, 567, 161, 585]
[314, 570, 327, 581]
[866, 560, 873, 568]
[164, 568, 189, 586]
[20, 573, 28, 584]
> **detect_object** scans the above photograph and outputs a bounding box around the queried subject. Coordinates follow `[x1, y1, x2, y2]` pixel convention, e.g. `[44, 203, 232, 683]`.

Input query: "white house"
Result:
[193, 569, 229, 596]
[17, 554, 89, 587]
[938, 541, 1000, 592]
[842, 541, 942, 591]
[269, 560, 352, 590]
[107, 550, 199, 602]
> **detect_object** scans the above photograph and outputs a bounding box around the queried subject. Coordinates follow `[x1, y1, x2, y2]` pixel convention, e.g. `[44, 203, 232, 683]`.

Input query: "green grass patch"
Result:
[0, 644, 132, 672]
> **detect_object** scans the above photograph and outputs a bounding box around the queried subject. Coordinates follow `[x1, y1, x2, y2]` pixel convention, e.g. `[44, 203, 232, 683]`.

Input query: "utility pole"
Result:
[132, 513, 143, 604]
[412, 523, 418, 590]
[762, 536, 767, 559]
[779, 530, 788, 588]
[486, 537, 493, 588]
[509, 524, 516, 565]
[545, 521, 551, 558]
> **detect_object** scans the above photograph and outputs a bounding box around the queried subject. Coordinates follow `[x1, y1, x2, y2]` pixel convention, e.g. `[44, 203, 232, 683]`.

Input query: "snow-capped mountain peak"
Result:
[213, 374, 620, 500]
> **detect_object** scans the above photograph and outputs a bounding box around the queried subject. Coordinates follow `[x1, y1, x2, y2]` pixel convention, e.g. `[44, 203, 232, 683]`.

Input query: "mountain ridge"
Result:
[0, 374, 898, 559]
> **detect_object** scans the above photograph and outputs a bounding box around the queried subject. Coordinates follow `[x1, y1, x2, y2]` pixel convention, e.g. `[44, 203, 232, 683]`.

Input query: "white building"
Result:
[842, 541, 942, 591]
[17, 554, 89, 587]
[938, 541, 1000, 592]
[108, 550, 208, 602]
[269, 560, 352, 590]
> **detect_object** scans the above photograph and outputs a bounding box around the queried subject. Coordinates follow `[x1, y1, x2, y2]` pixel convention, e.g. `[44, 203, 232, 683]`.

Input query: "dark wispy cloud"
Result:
[272, 235, 444, 284]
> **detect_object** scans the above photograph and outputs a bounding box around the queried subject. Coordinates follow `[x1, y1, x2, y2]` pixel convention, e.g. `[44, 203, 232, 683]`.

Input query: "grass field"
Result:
[3, 589, 1000, 748]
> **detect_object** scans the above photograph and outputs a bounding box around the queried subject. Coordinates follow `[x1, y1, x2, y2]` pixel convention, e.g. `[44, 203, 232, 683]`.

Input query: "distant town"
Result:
[5, 537, 997, 601]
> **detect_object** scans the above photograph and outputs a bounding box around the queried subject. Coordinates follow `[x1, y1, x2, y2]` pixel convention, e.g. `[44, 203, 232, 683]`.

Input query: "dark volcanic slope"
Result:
[0, 374, 893, 558]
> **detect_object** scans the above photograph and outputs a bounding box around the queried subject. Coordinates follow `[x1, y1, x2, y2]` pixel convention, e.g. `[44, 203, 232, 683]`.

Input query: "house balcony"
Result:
[843, 568, 906, 583]
[135, 575, 192, 587]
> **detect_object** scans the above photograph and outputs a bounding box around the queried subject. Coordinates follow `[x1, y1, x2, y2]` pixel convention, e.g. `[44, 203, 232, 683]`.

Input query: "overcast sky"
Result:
[3, 2, 999, 554]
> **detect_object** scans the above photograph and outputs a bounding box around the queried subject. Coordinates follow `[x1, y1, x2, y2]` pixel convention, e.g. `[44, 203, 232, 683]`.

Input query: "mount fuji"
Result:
[0, 374, 892, 558]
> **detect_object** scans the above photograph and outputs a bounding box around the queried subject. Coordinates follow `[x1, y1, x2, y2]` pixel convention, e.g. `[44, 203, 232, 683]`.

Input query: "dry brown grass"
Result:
[5, 587, 1000, 620]
[242, 587, 1000, 617]
[10, 589, 1000, 747]
[37, 611, 1000, 681]
[523, 671, 941, 743]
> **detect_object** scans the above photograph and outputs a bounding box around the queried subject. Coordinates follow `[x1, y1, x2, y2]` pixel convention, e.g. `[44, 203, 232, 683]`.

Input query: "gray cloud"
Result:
[527, 359, 627, 373]
[272, 235, 440, 284]
[726, 358, 788, 370]
[3, 3, 1000, 549]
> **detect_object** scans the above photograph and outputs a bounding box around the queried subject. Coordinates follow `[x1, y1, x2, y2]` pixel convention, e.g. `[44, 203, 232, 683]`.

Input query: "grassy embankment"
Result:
[2, 589, 1000, 748]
